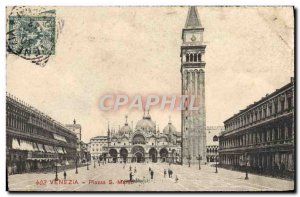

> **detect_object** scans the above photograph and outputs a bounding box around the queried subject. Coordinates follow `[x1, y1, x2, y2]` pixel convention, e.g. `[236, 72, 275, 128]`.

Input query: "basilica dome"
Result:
[163, 121, 177, 134]
[119, 124, 131, 136]
[136, 111, 156, 133]
[119, 115, 132, 136]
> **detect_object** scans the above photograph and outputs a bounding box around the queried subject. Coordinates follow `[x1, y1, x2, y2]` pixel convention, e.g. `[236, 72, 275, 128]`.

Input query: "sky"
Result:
[7, 7, 294, 143]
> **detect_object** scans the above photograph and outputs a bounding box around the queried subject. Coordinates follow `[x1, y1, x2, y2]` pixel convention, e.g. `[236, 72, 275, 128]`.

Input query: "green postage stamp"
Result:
[7, 7, 56, 66]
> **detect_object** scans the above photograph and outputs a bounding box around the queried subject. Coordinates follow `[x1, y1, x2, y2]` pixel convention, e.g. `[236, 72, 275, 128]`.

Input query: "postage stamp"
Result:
[6, 7, 56, 66]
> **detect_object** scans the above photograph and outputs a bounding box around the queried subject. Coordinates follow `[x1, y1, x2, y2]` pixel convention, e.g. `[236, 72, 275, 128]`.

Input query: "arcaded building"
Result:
[218, 78, 294, 177]
[6, 93, 77, 174]
[105, 112, 181, 163]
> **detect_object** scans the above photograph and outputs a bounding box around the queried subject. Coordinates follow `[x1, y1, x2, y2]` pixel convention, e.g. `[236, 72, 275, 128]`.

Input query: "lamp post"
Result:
[215, 155, 218, 173]
[87, 160, 89, 170]
[54, 159, 59, 181]
[196, 154, 202, 170]
[75, 156, 78, 174]
[245, 159, 249, 180]
[187, 155, 191, 168]
[240, 157, 249, 180]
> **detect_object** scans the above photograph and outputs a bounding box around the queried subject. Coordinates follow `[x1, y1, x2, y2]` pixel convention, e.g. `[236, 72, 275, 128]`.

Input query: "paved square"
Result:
[8, 163, 294, 191]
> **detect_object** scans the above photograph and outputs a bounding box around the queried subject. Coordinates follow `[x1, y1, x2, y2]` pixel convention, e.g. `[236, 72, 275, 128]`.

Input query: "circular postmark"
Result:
[7, 6, 57, 67]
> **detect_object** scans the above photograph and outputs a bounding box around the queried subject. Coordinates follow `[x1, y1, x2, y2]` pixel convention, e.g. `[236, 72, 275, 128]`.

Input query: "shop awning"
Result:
[32, 143, 39, 152]
[27, 158, 57, 161]
[44, 145, 56, 153]
[12, 138, 20, 150]
[37, 144, 45, 152]
[19, 140, 34, 151]
[56, 147, 64, 154]
[53, 134, 67, 143]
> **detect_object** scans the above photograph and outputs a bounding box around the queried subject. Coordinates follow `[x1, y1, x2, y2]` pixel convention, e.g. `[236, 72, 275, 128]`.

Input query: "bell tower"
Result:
[181, 6, 206, 164]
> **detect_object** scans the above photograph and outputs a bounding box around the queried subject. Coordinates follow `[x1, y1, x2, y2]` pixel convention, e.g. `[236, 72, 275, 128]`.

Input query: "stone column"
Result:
[145, 153, 150, 163]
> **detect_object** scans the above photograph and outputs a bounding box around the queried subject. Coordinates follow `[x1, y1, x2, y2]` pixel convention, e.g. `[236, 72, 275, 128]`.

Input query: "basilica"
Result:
[105, 111, 182, 163]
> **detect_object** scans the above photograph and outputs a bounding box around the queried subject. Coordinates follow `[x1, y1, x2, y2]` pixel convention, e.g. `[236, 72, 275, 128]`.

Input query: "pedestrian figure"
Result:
[258, 165, 262, 175]
[150, 170, 154, 179]
[129, 165, 132, 171]
[275, 163, 279, 177]
[63, 170, 67, 180]
[129, 172, 134, 181]
[168, 169, 171, 178]
[170, 170, 173, 178]
[175, 175, 179, 183]
[280, 162, 285, 177]
[164, 169, 167, 178]
[134, 167, 137, 173]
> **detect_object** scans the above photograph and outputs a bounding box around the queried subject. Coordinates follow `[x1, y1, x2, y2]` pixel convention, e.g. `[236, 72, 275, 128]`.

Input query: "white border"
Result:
[0, 1, 298, 197]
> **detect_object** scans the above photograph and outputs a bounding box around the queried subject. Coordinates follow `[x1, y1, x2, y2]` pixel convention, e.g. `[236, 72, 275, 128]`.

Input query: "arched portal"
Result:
[109, 149, 118, 163]
[120, 148, 128, 163]
[159, 148, 168, 162]
[132, 146, 145, 163]
[132, 134, 146, 145]
[149, 148, 158, 163]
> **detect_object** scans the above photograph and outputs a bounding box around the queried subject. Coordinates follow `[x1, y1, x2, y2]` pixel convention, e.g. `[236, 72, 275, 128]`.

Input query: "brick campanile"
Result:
[181, 6, 206, 164]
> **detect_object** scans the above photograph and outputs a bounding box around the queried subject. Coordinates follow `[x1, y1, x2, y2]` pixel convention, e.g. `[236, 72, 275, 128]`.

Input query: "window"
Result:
[288, 126, 292, 139]
[258, 110, 262, 119]
[287, 97, 292, 109]
[190, 54, 193, 62]
[197, 53, 201, 62]
[132, 134, 146, 145]
[281, 100, 285, 112]
[213, 135, 218, 142]
[186, 54, 189, 62]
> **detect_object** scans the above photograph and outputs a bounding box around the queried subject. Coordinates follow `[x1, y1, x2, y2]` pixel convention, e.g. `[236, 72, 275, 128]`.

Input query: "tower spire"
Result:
[185, 6, 202, 28]
[125, 115, 128, 125]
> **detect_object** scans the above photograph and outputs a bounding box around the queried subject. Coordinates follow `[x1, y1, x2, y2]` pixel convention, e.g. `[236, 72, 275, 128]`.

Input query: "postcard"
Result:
[6, 6, 295, 192]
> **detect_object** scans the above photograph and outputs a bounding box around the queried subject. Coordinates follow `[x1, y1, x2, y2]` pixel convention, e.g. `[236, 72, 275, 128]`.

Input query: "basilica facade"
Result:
[105, 112, 182, 163]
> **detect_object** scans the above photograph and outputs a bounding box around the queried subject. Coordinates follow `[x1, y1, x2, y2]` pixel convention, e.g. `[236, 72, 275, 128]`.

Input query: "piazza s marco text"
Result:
[35, 178, 148, 185]
[99, 95, 202, 111]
